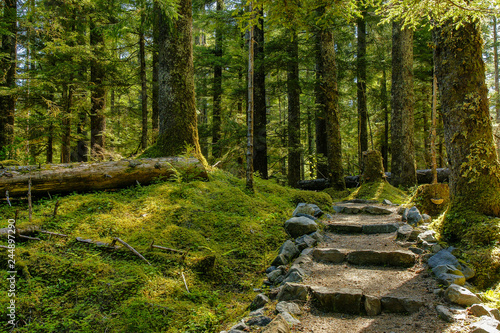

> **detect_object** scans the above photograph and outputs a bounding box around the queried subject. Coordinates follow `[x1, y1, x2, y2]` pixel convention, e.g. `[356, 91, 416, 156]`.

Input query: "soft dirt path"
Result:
[290, 203, 472, 333]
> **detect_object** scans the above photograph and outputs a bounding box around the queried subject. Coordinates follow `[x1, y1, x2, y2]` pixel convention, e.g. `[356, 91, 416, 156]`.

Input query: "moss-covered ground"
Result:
[324, 180, 408, 205]
[0, 170, 331, 333]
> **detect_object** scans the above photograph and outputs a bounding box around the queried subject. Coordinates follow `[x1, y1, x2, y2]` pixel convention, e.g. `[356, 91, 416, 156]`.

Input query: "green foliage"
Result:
[0, 170, 304, 332]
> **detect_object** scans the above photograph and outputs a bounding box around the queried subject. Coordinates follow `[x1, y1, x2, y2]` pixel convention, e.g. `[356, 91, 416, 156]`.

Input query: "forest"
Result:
[1, 0, 500, 332]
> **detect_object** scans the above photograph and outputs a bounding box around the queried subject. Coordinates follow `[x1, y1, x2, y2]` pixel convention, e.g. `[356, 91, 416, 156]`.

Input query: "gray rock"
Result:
[343, 207, 361, 214]
[428, 249, 459, 268]
[436, 305, 455, 323]
[445, 284, 482, 306]
[271, 254, 289, 267]
[281, 271, 303, 284]
[364, 295, 381, 316]
[276, 301, 301, 315]
[469, 304, 495, 318]
[230, 320, 248, 331]
[470, 316, 500, 333]
[277, 283, 309, 302]
[294, 213, 317, 220]
[408, 228, 423, 242]
[491, 308, 500, 321]
[278, 240, 300, 262]
[381, 296, 424, 314]
[284, 217, 318, 238]
[313, 248, 347, 263]
[310, 286, 363, 314]
[422, 214, 432, 223]
[458, 261, 476, 280]
[406, 206, 423, 225]
[382, 199, 393, 205]
[293, 203, 323, 218]
[295, 234, 316, 251]
[227, 330, 246, 333]
[409, 246, 424, 255]
[280, 311, 300, 326]
[418, 230, 438, 243]
[246, 315, 272, 327]
[433, 265, 465, 282]
[397, 224, 414, 240]
[249, 293, 270, 310]
[432, 243, 443, 253]
[397, 206, 407, 215]
[438, 273, 466, 286]
[249, 308, 266, 317]
[333, 206, 345, 213]
[308, 231, 324, 243]
[275, 275, 286, 285]
[326, 224, 363, 234]
[362, 223, 398, 234]
[267, 269, 284, 283]
[301, 247, 314, 257]
[362, 206, 392, 215]
[261, 314, 290, 333]
[347, 250, 416, 267]
[266, 266, 277, 274]
[292, 254, 312, 267]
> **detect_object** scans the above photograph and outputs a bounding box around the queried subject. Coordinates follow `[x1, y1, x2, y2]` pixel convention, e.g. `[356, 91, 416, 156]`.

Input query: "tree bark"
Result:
[287, 30, 301, 188]
[321, 28, 346, 190]
[139, 8, 148, 150]
[157, 0, 203, 158]
[0, 158, 208, 197]
[0, 0, 17, 158]
[212, 0, 224, 158]
[434, 21, 500, 225]
[246, 2, 255, 191]
[61, 83, 72, 163]
[381, 67, 390, 171]
[357, 11, 368, 173]
[391, 22, 417, 188]
[253, 9, 268, 179]
[90, 19, 106, 160]
[494, 17, 499, 123]
[151, 1, 160, 142]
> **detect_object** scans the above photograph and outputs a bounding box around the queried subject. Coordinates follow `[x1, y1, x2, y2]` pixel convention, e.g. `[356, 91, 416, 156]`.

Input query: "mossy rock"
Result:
[291, 190, 333, 211]
[323, 188, 352, 202]
[412, 184, 450, 216]
[464, 247, 500, 289]
[347, 180, 407, 205]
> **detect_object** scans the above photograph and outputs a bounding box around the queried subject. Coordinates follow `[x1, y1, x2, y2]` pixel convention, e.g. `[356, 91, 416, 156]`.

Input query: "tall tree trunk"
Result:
[422, 90, 431, 168]
[253, 8, 268, 179]
[90, 19, 106, 160]
[246, 2, 255, 191]
[139, 9, 148, 150]
[391, 22, 417, 187]
[357, 11, 368, 172]
[76, 109, 88, 162]
[321, 28, 346, 190]
[381, 67, 390, 171]
[314, 12, 328, 178]
[47, 122, 54, 163]
[287, 30, 301, 188]
[212, 0, 223, 158]
[434, 21, 500, 239]
[0, 0, 17, 158]
[158, 0, 203, 158]
[151, 1, 160, 142]
[494, 17, 499, 123]
[61, 83, 72, 163]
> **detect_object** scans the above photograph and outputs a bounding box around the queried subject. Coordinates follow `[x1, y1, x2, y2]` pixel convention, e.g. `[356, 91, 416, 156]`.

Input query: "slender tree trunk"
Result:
[391, 22, 417, 187]
[47, 122, 54, 164]
[321, 29, 346, 190]
[90, 19, 106, 160]
[422, 90, 431, 168]
[287, 30, 301, 188]
[434, 21, 500, 231]
[494, 17, 499, 123]
[431, 71, 438, 184]
[357, 11, 368, 172]
[152, 1, 160, 142]
[76, 109, 88, 162]
[0, 0, 17, 158]
[158, 0, 203, 158]
[139, 9, 148, 150]
[61, 83, 73, 163]
[381, 67, 390, 171]
[314, 12, 328, 178]
[253, 8, 268, 179]
[212, 0, 224, 158]
[246, 2, 255, 191]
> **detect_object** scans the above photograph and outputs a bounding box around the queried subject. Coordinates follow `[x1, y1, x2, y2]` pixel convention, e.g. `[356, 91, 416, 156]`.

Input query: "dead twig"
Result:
[52, 200, 60, 218]
[114, 237, 151, 265]
[18, 234, 41, 241]
[75, 237, 119, 249]
[149, 240, 185, 254]
[181, 272, 190, 293]
[38, 230, 68, 237]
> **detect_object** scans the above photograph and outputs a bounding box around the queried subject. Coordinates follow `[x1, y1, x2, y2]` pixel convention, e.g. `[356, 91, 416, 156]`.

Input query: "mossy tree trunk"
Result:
[357, 10, 368, 173]
[151, 1, 160, 143]
[391, 22, 417, 188]
[90, 18, 106, 160]
[287, 29, 301, 188]
[434, 21, 500, 225]
[139, 5, 148, 150]
[158, 0, 202, 158]
[0, 0, 17, 159]
[212, 0, 224, 159]
[362, 150, 385, 183]
[321, 28, 346, 191]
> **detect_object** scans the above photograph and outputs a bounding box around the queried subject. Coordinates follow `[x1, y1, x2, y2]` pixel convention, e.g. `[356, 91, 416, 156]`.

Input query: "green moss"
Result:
[0, 170, 304, 332]
[411, 184, 450, 217]
[323, 188, 352, 202]
[344, 180, 408, 204]
[0, 159, 20, 166]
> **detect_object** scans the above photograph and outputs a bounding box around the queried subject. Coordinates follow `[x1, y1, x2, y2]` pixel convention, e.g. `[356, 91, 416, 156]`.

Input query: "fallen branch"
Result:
[149, 240, 185, 254]
[18, 234, 41, 241]
[181, 272, 190, 293]
[75, 237, 119, 249]
[114, 237, 151, 265]
[38, 230, 68, 237]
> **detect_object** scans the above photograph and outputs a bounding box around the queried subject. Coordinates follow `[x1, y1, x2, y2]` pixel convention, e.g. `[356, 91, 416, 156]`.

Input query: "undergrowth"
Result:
[0, 170, 331, 333]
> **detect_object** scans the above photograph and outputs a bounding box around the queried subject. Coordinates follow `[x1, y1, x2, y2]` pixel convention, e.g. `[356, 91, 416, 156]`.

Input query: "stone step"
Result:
[313, 248, 416, 268]
[278, 283, 425, 316]
[326, 223, 398, 234]
[333, 205, 393, 215]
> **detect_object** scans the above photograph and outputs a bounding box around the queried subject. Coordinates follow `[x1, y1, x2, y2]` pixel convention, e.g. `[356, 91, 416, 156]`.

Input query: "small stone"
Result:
[280, 311, 300, 326]
[397, 224, 413, 240]
[445, 284, 482, 307]
[437, 273, 466, 287]
[278, 240, 300, 262]
[266, 266, 277, 274]
[284, 217, 318, 238]
[249, 293, 270, 311]
[458, 261, 476, 280]
[428, 249, 459, 268]
[365, 295, 381, 316]
[409, 246, 424, 254]
[230, 320, 248, 331]
[268, 270, 284, 283]
[308, 231, 324, 243]
[277, 283, 309, 302]
[293, 203, 323, 218]
[249, 308, 266, 317]
[491, 308, 500, 321]
[397, 206, 407, 215]
[470, 316, 500, 333]
[312, 248, 347, 263]
[436, 305, 455, 323]
[276, 301, 301, 315]
[271, 254, 289, 267]
[469, 304, 494, 318]
[362, 206, 392, 215]
[432, 243, 443, 253]
[406, 206, 423, 225]
[261, 314, 290, 333]
[418, 230, 437, 243]
[432, 264, 466, 284]
[281, 271, 303, 284]
[422, 214, 432, 223]
[333, 206, 345, 213]
[382, 199, 393, 205]
[295, 234, 317, 251]
[246, 315, 273, 327]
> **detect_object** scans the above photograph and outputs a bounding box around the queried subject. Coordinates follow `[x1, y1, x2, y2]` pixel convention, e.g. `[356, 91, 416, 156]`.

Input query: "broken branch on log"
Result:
[0, 157, 208, 197]
[114, 237, 151, 265]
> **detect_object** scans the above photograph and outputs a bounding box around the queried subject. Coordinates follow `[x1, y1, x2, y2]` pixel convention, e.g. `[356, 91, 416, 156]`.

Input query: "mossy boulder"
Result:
[412, 183, 450, 216]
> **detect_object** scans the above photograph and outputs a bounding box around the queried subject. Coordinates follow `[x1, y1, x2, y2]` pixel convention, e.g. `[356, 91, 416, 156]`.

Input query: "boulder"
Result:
[436, 305, 455, 323]
[445, 284, 482, 307]
[277, 283, 309, 302]
[267, 269, 284, 283]
[347, 250, 416, 267]
[271, 254, 289, 267]
[428, 249, 459, 269]
[312, 248, 347, 263]
[470, 316, 500, 333]
[276, 301, 301, 315]
[364, 295, 381, 316]
[397, 224, 414, 240]
[295, 234, 317, 251]
[278, 240, 300, 262]
[333, 206, 345, 213]
[362, 206, 392, 215]
[310, 286, 363, 314]
[261, 314, 290, 333]
[406, 206, 423, 225]
[433, 265, 466, 286]
[380, 296, 425, 314]
[362, 223, 398, 234]
[418, 230, 438, 243]
[280, 311, 300, 326]
[284, 217, 318, 238]
[249, 293, 270, 311]
[293, 203, 323, 218]
[469, 304, 495, 318]
[245, 315, 272, 327]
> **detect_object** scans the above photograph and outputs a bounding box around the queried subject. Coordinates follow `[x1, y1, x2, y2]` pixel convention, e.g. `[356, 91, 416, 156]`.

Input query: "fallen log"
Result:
[0, 157, 208, 197]
[297, 168, 450, 191]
